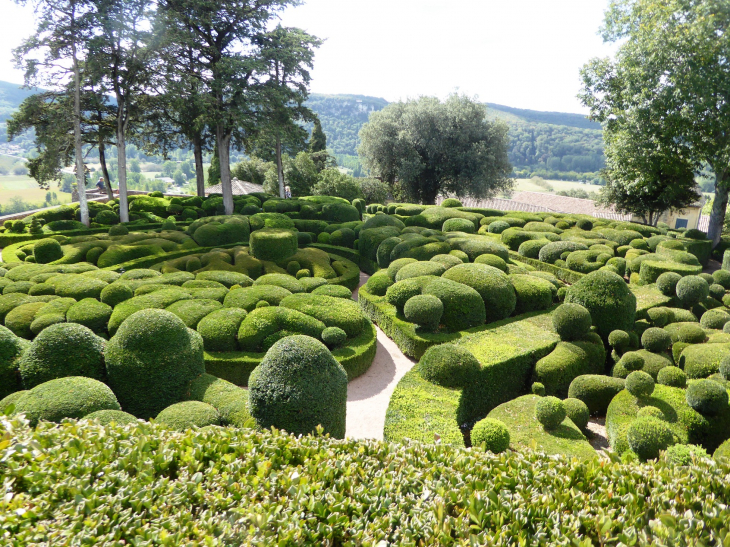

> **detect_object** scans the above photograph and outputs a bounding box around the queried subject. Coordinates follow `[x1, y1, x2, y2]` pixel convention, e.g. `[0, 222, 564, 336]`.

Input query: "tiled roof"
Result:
[510, 191, 633, 221]
[438, 196, 555, 213]
[205, 179, 264, 196]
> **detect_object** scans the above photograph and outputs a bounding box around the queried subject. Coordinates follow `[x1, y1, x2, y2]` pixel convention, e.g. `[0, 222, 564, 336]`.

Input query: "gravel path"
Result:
[346, 272, 415, 440]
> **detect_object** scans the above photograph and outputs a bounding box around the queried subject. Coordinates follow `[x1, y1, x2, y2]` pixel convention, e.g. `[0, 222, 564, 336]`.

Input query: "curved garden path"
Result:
[346, 272, 415, 440]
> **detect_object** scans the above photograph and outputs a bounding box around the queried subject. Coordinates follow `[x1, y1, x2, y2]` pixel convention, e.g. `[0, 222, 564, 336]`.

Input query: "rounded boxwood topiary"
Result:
[564, 397, 589, 431]
[403, 294, 444, 331]
[626, 370, 655, 399]
[105, 309, 205, 419]
[83, 409, 137, 425]
[532, 382, 546, 396]
[311, 284, 353, 299]
[664, 443, 709, 466]
[677, 323, 706, 344]
[33, 238, 63, 264]
[418, 344, 480, 388]
[721, 355, 730, 380]
[321, 326, 347, 348]
[657, 366, 687, 388]
[394, 261, 447, 282]
[709, 283, 726, 302]
[568, 374, 625, 415]
[535, 396, 566, 430]
[18, 323, 106, 389]
[564, 270, 636, 339]
[700, 308, 730, 330]
[473, 253, 508, 272]
[156, 401, 221, 430]
[248, 335, 348, 438]
[637, 406, 666, 420]
[100, 283, 134, 308]
[656, 272, 682, 297]
[109, 224, 128, 236]
[421, 277, 486, 331]
[646, 307, 670, 328]
[0, 325, 29, 399]
[619, 352, 645, 373]
[66, 298, 113, 334]
[685, 379, 729, 416]
[249, 229, 298, 262]
[676, 275, 709, 308]
[552, 303, 592, 341]
[510, 274, 554, 314]
[712, 269, 730, 290]
[13, 376, 121, 427]
[196, 308, 248, 352]
[442, 218, 475, 233]
[470, 417, 510, 453]
[488, 220, 510, 234]
[641, 327, 672, 353]
[627, 416, 674, 461]
[608, 330, 631, 354]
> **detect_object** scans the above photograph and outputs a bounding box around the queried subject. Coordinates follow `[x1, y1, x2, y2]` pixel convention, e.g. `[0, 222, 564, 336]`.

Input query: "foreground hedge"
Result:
[2, 417, 730, 545]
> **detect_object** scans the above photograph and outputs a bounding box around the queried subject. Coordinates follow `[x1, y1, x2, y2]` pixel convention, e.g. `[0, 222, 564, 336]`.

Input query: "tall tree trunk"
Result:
[116, 96, 129, 223]
[71, 34, 89, 226]
[192, 133, 205, 198]
[276, 136, 285, 198]
[217, 123, 233, 215]
[98, 140, 114, 200]
[708, 170, 729, 248]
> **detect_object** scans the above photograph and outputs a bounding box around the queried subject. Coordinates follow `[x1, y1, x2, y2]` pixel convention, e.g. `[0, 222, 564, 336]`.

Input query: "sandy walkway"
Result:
[346, 272, 415, 440]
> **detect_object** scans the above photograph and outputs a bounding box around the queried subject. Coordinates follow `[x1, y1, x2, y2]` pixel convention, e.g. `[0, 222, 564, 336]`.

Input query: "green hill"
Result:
[307, 93, 605, 181]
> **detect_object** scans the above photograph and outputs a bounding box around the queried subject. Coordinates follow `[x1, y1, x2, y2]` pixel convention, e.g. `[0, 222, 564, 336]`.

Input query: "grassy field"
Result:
[0, 176, 72, 207]
[512, 178, 604, 196]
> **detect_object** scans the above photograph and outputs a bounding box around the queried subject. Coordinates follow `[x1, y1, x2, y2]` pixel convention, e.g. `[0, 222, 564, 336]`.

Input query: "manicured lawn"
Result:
[512, 177, 604, 196]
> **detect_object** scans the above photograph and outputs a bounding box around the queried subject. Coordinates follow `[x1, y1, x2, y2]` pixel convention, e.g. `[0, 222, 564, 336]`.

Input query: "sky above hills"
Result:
[0, 0, 618, 115]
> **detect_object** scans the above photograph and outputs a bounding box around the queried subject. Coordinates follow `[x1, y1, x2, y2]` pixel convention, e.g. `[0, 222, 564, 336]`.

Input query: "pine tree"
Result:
[309, 116, 327, 153]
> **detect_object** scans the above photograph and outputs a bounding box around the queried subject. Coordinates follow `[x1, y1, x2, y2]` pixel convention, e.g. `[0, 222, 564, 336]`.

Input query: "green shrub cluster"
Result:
[470, 418, 510, 453]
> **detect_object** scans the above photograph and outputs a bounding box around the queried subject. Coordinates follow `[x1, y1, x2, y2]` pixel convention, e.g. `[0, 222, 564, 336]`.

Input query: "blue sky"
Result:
[0, 0, 617, 114]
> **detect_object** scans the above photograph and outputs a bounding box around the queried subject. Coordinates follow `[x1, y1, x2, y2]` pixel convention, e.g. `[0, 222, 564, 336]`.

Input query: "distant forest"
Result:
[307, 94, 605, 183]
[1, 81, 605, 183]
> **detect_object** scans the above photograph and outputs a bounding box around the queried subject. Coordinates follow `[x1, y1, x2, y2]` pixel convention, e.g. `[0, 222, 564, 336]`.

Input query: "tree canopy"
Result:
[358, 94, 513, 205]
[580, 0, 730, 245]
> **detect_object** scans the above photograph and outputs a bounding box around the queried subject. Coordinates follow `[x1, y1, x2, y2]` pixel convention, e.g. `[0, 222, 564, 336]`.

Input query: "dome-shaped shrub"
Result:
[564, 397, 589, 430]
[657, 366, 687, 388]
[488, 220, 510, 234]
[576, 218, 593, 231]
[156, 401, 221, 430]
[618, 352, 645, 373]
[531, 382, 546, 396]
[641, 327, 672, 353]
[656, 272, 682, 297]
[249, 229, 298, 262]
[552, 303, 592, 341]
[18, 323, 106, 389]
[33, 239, 63, 264]
[13, 376, 120, 427]
[395, 261, 447, 282]
[664, 444, 709, 466]
[0, 325, 29, 399]
[608, 330, 631, 354]
[685, 379, 729, 416]
[105, 309, 205, 419]
[626, 370, 655, 399]
[442, 218, 475, 233]
[418, 344, 480, 388]
[248, 335, 347, 438]
[470, 418, 510, 453]
[712, 269, 730, 289]
[700, 308, 730, 330]
[510, 274, 554, 314]
[535, 396, 566, 430]
[421, 277, 486, 331]
[646, 307, 670, 328]
[627, 417, 674, 461]
[568, 374, 625, 415]
[473, 253, 508, 272]
[441, 198, 463, 208]
[676, 275, 709, 308]
[83, 409, 137, 425]
[196, 308, 248, 352]
[321, 326, 347, 348]
[109, 224, 128, 236]
[311, 284, 352, 299]
[564, 270, 636, 339]
[637, 406, 666, 420]
[440, 264, 515, 323]
[709, 283, 726, 302]
[66, 298, 113, 334]
[99, 283, 134, 308]
[721, 355, 730, 380]
[404, 295, 443, 331]
[677, 324, 706, 344]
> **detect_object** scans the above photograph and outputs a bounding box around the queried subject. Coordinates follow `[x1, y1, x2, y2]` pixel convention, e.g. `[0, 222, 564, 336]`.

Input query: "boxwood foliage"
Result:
[155, 400, 221, 430]
[11, 376, 120, 426]
[421, 277, 486, 331]
[0, 325, 29, 399]
[18, 323, 106, 389]
[3, 417, 730, 545]
[417, 343, 480, 388]
[248, 335, 347, 438]
[441, 263, 515, 323]
[534, 334, 606, 398]
[105, 309, 205, 419]
[565, 270, 636, 339]
[237, 306, 325, 352]
[279, 293, 369, 338]
[568, 374, 626, 415]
